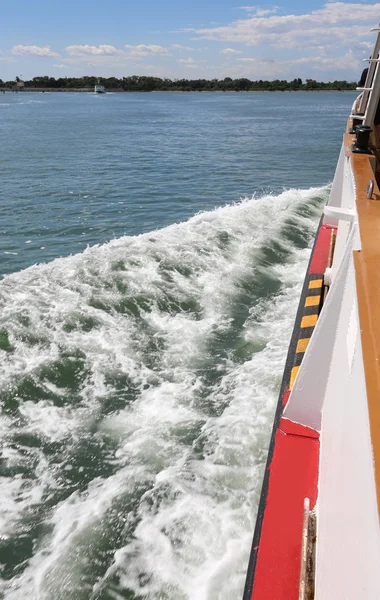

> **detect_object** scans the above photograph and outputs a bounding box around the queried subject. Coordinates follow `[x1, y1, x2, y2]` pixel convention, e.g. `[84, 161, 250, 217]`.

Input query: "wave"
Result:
[0, 186, 328, 599]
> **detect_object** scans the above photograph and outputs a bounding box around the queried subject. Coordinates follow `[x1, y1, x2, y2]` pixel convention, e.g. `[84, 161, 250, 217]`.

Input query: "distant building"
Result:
[16, 80, 25, 88]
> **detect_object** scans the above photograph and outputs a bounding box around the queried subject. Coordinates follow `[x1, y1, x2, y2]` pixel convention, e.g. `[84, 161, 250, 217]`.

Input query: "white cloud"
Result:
[221, 48, 242, 55]
[65, 45, 123, 56]
[172, 44, 194, 51]
[192, 2, 380, 49]
[125, 44, 171, 56]
[12, 45, 60, 57]
[297, 50, 361, 72]
[359, 41, 374, 49]
[234, 49, 361, 77]
[238, 6, 279, 17]
[53, 64, 68, 69]
[178, 57, 198, 68]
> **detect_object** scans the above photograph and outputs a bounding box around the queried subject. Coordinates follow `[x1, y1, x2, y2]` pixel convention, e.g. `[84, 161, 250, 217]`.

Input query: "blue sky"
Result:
[1, 1, 379, 81]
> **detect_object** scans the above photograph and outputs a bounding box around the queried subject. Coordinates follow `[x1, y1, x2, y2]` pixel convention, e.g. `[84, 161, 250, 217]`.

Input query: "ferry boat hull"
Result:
[94, 84, 106, 94]
[244, 23, 380, 600]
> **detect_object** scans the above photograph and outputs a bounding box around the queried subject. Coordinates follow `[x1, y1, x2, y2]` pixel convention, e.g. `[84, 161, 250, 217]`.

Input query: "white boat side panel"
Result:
[346, 300, 357, 374]
[323, 206, 355, 221]
[331, 217, 351, 276]
[330, 155, 359, 280]
[327, 142, 345, 213]
[283, 227, 355, 431]
[315, 249, 380, 600]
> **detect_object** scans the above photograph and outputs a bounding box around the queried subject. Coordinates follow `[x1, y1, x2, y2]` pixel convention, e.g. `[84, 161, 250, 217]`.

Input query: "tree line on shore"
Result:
[0, 75, 358, 92]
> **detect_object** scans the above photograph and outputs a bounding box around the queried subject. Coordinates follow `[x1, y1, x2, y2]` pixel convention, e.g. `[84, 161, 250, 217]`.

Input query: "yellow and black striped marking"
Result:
[289, 275, 324, 391]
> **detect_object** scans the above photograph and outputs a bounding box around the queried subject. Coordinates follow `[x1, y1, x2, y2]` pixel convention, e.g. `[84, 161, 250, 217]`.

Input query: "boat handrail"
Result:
[356, 24, 380, 133]
[358, 24, 380, 116]
[366, 179, 374, 199]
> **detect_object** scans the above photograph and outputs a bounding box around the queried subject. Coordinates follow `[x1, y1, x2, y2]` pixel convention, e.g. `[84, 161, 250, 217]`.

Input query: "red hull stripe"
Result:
[243, 221, 335, 600]
[308, 224, 334, 274]
[251, 419, 319, 600]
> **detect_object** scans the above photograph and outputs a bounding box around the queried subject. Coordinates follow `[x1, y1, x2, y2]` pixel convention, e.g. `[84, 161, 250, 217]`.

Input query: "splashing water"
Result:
[0, 186, 327, 600]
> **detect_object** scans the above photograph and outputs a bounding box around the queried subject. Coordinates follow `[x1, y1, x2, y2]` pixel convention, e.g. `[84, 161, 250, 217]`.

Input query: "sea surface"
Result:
[0, 90, 356, 599]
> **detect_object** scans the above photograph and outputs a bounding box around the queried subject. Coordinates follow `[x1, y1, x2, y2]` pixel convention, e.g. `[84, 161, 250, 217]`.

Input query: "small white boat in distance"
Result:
[94, 80, 106, 94]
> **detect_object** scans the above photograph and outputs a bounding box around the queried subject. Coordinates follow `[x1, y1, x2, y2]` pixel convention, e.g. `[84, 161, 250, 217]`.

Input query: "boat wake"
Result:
[0, 186, 328, 600]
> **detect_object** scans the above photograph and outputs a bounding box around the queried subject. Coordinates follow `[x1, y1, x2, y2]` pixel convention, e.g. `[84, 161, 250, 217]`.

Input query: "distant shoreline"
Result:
[2, 88, 357, 93]
[2, 75, 358, 93]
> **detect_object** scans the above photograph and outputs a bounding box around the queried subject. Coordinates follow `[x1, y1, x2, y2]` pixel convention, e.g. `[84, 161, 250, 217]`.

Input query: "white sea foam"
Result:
[0, 187, 327, 599]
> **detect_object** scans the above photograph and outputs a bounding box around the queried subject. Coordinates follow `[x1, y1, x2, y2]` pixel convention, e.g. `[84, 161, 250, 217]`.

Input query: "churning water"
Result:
[0, 91, 355, 599]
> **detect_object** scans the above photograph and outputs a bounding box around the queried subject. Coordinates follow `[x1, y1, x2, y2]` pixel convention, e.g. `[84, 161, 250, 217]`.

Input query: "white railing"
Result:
[355, 25, 380, 129]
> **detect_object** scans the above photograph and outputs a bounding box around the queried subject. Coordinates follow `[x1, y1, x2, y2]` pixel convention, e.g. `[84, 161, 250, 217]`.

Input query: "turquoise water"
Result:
[0, 91, 355, 599]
